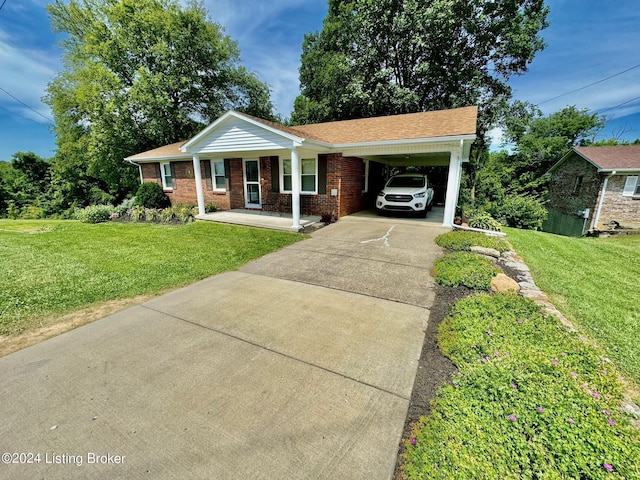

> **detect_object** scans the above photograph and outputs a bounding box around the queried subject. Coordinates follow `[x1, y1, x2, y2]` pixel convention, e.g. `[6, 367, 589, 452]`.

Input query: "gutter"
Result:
[592, 170, 616, 230]
[126, 158, 144, 184]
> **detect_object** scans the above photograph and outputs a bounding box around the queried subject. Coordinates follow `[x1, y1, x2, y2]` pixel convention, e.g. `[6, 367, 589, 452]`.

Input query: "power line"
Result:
[0, 102, 41, 123]
[536, 64, 640, 106]
[598, 95, 640, 114]
[0, 0, 7, 13]
[0, 86, 54, 124]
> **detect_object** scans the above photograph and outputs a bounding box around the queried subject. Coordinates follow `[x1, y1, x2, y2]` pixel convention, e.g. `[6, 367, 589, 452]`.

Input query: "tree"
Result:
[292, 0, 549, 135]
[45, 0, 275, 200]
[0, 152, 51, 217]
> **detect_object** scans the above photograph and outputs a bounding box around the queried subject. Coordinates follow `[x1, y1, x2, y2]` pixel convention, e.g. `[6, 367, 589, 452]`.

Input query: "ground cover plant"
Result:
[434, 251, 501, 290]
[506, 228, 640, 385]
[435, 230, 510, 253]
[402, 293, 640, 479]
[0, 220, 301, 335]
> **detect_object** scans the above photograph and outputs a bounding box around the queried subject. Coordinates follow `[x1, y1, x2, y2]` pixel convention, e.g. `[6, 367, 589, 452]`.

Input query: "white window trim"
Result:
[212, 160, 226, 192]
[160, 162, 173, 190]
[280, 157, 318, 194]
[622, 175, 640, 197]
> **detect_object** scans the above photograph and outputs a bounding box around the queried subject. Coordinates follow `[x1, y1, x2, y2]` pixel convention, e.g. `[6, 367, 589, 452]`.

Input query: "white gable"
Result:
[185, 114, 299, 154]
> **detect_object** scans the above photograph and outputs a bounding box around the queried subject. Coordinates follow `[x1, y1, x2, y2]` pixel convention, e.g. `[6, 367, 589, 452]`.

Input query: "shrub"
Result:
[204, 202, 217, 213]
[146, 208, 161, 223]
[135, 182, 170, 209]
[434, 252, 501, 290]
[19, 205, 46, 219]
[468, 212, 502, 231]
[172, 204, 197, 223]
[114, 197, 136, 217]
[403, 293, 640, 479]
[74, 204, 113, 224]
[491, 194, 547, 230]
[435, 231, 510, 253]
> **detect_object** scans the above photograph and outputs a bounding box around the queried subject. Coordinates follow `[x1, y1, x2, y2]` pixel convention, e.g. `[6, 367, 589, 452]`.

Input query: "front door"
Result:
[243, 159, 261, 208]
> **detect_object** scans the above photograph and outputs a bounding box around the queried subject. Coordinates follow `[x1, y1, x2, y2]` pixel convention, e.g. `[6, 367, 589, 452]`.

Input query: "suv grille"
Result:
[385, 194, 413, 203]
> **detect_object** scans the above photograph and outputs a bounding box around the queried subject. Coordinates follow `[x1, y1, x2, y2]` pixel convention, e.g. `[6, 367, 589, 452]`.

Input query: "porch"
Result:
[196, 209, 322, 232]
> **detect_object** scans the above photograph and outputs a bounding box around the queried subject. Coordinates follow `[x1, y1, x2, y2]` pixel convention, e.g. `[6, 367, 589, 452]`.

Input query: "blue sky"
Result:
[0, 0, 639, 161]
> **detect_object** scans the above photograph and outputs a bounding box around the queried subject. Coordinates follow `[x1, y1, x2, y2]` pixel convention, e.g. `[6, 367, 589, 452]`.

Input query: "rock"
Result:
[471, 246, 501, 258]
[490, 273, 521, 294]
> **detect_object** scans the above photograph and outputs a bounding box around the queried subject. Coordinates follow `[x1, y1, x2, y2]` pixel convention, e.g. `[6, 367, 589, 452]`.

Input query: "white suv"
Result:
[376, 174, 434, 217]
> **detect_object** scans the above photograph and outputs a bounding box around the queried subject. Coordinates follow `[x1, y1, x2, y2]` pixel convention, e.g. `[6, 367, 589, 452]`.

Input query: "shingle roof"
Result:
[293, 106, 478, 144]
[574, 145, 640, 171]
[127, 141, 189, 160]
[127, 106, 478, 160]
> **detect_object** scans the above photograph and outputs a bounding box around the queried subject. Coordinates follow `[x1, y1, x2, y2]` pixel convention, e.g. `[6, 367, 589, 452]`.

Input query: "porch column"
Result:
[290, 145, 301, 229]
[192, 154, 205, 216]
[443, 148, 462, 227]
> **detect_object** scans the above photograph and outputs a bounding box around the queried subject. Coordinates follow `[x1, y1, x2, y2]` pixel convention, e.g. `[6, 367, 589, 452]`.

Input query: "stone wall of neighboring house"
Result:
[547, 153, 602, 227]
[140, 161, 231, 210]
[596, 174, 640, 229]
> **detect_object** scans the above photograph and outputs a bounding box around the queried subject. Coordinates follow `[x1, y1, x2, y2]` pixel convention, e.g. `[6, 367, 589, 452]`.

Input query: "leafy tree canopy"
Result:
[292, 0, 549, 135]
[45, 0, 275, 199]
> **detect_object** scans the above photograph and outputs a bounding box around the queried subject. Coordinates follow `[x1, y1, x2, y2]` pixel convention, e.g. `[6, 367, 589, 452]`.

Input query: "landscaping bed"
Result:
[394, 231, 640, 479]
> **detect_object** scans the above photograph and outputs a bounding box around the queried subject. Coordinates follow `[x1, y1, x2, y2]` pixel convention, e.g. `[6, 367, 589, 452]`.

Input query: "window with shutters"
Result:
[213, 161, 226, 191]
[280, 157, 317, 194]
[160, 162, 173, 190]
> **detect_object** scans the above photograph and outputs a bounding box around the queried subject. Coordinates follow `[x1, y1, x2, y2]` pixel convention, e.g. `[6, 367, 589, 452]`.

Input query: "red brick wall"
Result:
[139, 154, 373, 218]
[139, 161, 230, 210]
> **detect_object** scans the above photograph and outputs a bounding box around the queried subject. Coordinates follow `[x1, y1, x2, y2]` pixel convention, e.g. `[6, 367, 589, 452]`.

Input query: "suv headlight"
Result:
[413, 192, 425, 198]
[378, 191, 386, 197]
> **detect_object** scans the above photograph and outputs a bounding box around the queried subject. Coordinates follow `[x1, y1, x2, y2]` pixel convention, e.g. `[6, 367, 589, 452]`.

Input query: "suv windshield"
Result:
[386, 176, 425, 188]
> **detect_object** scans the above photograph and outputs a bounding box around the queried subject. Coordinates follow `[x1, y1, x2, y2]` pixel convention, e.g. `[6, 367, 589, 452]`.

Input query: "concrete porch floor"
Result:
[196, 209, 322, 232]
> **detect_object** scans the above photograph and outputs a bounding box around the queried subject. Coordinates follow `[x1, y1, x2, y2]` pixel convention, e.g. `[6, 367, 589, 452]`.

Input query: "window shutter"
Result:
[622, 176, 638, 197]
[224, 159, 231, 191]
[169, 162, 177, 189]
[202, 160, 213, 191]
[154, 163, 162, 185]
[271, 156, 280, 192]
[318, 156, 327, 194]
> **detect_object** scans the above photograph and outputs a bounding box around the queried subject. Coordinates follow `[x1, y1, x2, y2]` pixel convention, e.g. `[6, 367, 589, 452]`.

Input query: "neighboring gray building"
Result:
[545, 145, 640, 236]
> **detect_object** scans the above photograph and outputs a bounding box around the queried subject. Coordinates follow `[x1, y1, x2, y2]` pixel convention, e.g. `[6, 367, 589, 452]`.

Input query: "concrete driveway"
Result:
[0, 215, 446, 480]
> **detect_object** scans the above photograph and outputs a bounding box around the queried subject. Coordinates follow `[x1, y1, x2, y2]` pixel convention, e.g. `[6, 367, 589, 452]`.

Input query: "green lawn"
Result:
[0, 220, 301, 335]
[506, 228, 640, 384]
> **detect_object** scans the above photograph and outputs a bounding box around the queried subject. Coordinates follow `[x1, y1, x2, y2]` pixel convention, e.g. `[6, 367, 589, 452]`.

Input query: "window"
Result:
[160, 162, 173, 190]
[212, 161, 226, 191]
[622, 176, 640, 197]
[281, 157, 317, 194]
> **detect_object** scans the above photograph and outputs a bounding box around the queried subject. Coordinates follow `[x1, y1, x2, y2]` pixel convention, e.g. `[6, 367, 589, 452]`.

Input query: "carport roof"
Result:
[127, 106, 478, 160]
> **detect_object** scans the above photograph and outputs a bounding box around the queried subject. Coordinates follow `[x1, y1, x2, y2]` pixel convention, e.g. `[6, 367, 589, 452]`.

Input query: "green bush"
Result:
[435, 231, 510, 253]
[491, 194, 547, 230]
[135, 182, 170, 209]
[205, 202, 217, 213]
[130, 205, 146, 222]
[74, 204, 113, 223]
[114, 197, 136, 217]
[434, 252, 501, 289]
[468, 212, 502, 231]
[19, 205, 46, 220]
[402, 293, 640, 479]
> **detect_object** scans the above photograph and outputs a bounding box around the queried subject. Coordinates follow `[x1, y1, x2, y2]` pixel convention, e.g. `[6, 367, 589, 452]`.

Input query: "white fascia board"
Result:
[597, 168, 640, 173]
[330, 134, 476, 150]
[181, 110, 305, 152]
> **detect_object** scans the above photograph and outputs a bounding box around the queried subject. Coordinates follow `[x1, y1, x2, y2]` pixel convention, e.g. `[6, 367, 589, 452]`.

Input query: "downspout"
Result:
[126, 158, 144, 184]
[592, 170, 615, 231]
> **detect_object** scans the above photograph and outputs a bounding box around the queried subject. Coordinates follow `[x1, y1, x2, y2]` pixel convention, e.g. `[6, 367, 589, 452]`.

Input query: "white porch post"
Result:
[290, 145, 301, 229]
[443, 148, 463, 227]
[192, 154, 205, 216]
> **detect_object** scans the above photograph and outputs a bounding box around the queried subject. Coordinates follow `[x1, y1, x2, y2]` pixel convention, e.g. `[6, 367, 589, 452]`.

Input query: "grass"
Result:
[505, 228, 640, 385]
[435, 230, 510, 253]
[434, 251, 501, 290]
[0, 219, 302, 335]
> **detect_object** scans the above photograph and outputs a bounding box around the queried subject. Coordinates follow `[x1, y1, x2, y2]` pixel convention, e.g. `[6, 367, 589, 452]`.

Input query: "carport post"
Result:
[443, 149, 462, 227]
[192, 154, 205, 216]
[290, 145, 301, 229]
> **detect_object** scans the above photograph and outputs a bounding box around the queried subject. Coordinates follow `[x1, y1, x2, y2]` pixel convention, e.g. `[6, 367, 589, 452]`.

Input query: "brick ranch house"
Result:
[125, 106, 478, 230]
[545, 145, 640, 236]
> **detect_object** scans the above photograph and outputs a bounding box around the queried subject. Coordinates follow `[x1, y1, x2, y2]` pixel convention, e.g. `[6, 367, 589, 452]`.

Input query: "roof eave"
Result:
[125, 153, 192, 163]
[331, 133, 476, 149]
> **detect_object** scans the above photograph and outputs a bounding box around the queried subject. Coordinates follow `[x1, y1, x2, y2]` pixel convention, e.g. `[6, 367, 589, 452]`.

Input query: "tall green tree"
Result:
[0, 152, 51, 216]
[292, 0, 549, 134]
[45, 0, 275, 200]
